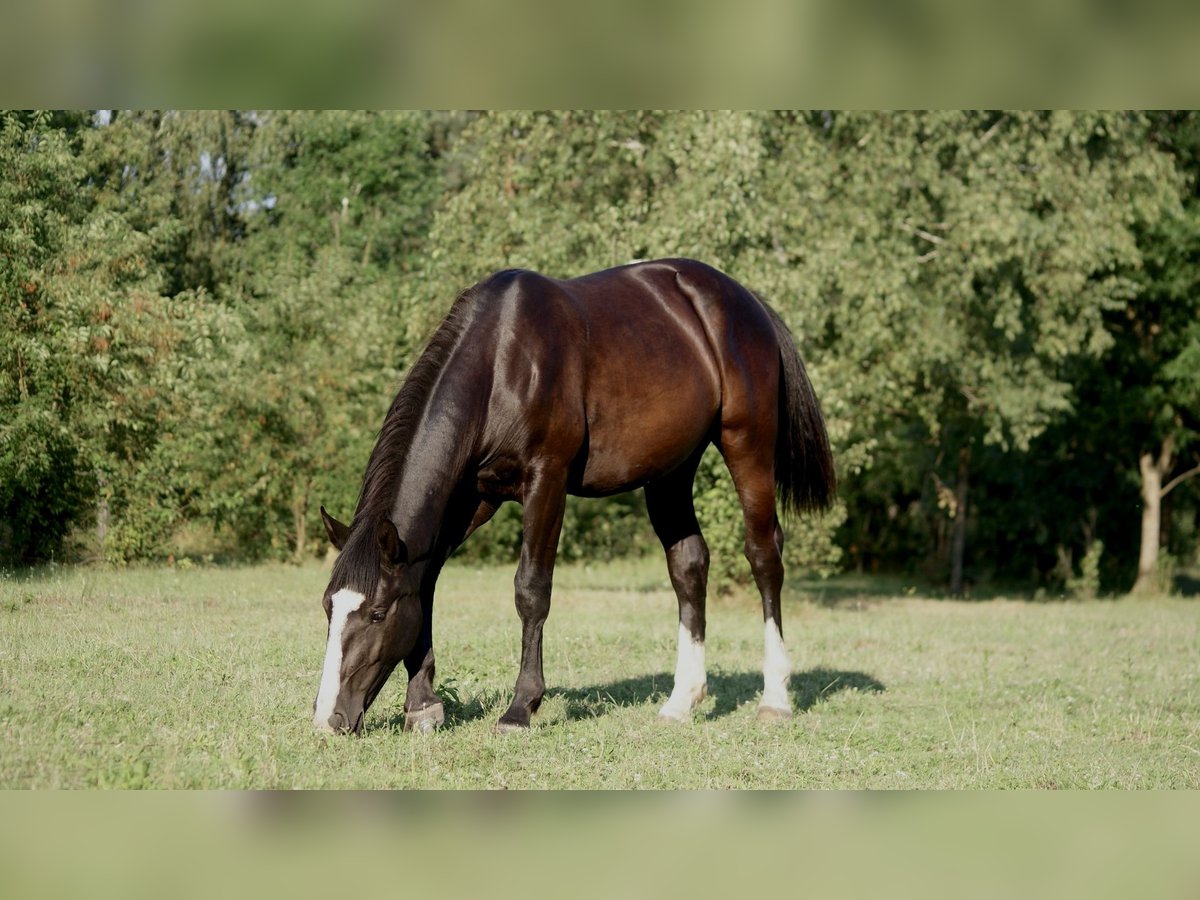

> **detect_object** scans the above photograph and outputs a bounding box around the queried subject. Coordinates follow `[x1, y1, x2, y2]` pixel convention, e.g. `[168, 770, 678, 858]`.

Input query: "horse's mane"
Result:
[330, 289, 473, 592]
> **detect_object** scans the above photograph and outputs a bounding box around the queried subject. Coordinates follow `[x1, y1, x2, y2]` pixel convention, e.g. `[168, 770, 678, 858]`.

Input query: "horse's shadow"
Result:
[378, 667, 885, 731]
[554, 668, 886, 722]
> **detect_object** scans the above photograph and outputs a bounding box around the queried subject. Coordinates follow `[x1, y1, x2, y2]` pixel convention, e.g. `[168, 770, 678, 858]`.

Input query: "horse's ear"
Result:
[376, 519, 408, 569]
[320, 506, 350, 551]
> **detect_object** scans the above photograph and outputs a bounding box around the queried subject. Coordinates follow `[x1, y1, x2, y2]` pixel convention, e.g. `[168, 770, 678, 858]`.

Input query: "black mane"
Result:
[330, 290, 473, 592]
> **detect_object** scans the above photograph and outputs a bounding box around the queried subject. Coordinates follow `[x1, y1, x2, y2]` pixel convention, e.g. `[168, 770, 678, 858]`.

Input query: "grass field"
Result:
[2, 557, 1198, 789]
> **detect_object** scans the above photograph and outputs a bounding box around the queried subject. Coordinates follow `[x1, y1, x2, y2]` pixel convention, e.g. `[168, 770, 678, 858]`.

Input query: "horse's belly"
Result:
[573, 376, 717, 495]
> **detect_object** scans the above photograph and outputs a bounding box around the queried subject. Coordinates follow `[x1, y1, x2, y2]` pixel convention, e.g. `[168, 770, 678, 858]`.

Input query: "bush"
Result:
[1066, 540, 1104, 600]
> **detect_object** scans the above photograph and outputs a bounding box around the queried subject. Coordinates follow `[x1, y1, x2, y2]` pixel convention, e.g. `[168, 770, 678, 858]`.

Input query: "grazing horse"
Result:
[312, 258, 835, 735]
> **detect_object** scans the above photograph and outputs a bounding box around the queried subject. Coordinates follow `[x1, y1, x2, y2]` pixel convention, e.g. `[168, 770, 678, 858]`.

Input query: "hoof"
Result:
[756, 705, 793, 722]
[494, 719, 529, 735]
[656, 711, 688, 724]
[403, 702, 445, 733]
[656, 684, 706, 723]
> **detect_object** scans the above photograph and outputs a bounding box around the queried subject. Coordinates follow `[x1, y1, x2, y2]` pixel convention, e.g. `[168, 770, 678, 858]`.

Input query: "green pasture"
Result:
[1, 559, 1197, 789]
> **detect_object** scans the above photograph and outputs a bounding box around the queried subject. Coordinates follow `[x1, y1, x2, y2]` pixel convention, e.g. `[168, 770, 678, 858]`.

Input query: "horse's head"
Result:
[311, 506, 422, 734]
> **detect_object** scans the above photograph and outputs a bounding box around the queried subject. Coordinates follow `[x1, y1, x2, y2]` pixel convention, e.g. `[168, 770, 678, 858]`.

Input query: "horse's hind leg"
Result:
[721, 432, 793, 720]
[646, 459, 709, 722]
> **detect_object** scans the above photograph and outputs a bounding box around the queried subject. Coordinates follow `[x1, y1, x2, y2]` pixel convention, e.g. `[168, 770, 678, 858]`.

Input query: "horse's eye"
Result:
[369, 608, 387, 623]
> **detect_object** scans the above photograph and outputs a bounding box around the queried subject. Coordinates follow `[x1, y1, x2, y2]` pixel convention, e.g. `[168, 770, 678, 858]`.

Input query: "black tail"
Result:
[761, 301, 837, 517]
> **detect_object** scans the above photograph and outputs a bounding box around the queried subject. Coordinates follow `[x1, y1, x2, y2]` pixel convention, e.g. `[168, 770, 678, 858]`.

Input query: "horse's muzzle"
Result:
[313, 708, 364, 735]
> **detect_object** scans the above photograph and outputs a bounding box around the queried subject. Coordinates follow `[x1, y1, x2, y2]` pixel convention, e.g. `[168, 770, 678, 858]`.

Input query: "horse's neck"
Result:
[386, 381, 480, 561]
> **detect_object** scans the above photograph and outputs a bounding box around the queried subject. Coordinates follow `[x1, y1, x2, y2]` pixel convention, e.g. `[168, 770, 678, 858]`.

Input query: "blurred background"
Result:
[2, 792, 1199, 899]
[3, 0, 1200, 106]
[2, 109, 1198, 597]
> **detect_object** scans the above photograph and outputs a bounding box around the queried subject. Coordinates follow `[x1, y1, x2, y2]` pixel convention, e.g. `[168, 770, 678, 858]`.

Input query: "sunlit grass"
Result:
[1, 558, 1197, 788]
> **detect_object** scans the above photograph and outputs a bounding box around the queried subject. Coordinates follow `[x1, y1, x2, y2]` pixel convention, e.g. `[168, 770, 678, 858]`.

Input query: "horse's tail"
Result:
[761, 300, 837, 517]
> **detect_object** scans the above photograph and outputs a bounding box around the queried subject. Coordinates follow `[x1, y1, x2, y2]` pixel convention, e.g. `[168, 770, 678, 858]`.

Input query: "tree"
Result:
[0, 112, 97, 561]
[0, 111, 194, 563]
[68, 111, 448, 562]
[4, 108, 1189, 589]
[86, 110, 256, 298]
[1105, 112, 1200, 593]
[756, 111, 1179, 593]
[235, 110, 441, 274]
[194, 111, 444, 561]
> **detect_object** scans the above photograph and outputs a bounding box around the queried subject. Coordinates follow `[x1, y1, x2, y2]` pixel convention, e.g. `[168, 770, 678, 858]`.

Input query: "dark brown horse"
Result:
[312, 258, 835, 734]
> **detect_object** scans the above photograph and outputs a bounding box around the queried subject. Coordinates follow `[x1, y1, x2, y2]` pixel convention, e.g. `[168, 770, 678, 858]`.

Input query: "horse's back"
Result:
[565, 258, 781, 416]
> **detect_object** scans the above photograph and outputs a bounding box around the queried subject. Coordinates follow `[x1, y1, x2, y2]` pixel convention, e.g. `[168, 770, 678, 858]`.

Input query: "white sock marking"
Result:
[313, 588, 366, 731]
[659, 623, 706, 720]
[761, 617, 792, 711]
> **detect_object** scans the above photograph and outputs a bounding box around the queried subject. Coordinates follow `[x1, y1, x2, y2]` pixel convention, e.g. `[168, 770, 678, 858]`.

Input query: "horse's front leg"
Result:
[402, 590, 443, 733]
[496, 466, 567, 733]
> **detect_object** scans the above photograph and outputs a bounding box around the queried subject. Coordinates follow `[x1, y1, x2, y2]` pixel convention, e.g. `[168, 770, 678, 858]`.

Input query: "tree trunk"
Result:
[96, 497, 110, 547]
[1133, 453, 1163, 594]
[949, 445, 970, 597]
[292, 484, 309, 565]
[1132, 436, 1175, 595]
[95, 475, 110, 550]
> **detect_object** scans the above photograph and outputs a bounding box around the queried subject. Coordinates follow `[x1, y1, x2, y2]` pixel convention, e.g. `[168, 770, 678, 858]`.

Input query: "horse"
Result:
[312, 258, 836, 735]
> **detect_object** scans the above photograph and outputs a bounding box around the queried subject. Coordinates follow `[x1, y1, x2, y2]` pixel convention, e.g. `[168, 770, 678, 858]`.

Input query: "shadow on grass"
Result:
[377, 667, 885, 731]
[789, 573, 1073, 605]
[557, 668, 885, 722]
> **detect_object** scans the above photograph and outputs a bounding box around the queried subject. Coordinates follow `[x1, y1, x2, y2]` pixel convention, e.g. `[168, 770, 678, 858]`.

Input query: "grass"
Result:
[1, 557, 1198, 788]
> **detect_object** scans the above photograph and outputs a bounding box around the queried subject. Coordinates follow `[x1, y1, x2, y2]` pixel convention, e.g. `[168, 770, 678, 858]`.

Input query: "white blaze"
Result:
[760, 617, 792, 711]
[659, 623, 706, 720]
[313, 588, 367, 731]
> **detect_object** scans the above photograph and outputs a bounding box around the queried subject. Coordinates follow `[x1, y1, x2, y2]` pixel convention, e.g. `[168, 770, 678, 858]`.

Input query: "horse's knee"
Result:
[670, 534, 709, 587]
[744, 535, 782, 571]
[514, 567, 552, 620]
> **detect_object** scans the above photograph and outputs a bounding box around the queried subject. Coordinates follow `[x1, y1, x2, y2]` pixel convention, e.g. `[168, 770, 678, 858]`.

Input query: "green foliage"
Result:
[2, 110, 1196, 591]
[85, 110, 257, 298]
[453, 494, 657, 566]
[225, 251, 406, 559]
[777, 112, 1181, 586]
[1066, 541, 1104, 600]
[559, 494, 656, 564]
[0, 113, 194, 563]
[212, 112, 444, 560]
[0, 417, 92, 562]
[0, 113, 94, 562]
[452, 502, 524, 565]
[995, 111, 1200, 592]
[238, 111, 441, 273]
[419, 110, 1183, 587]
